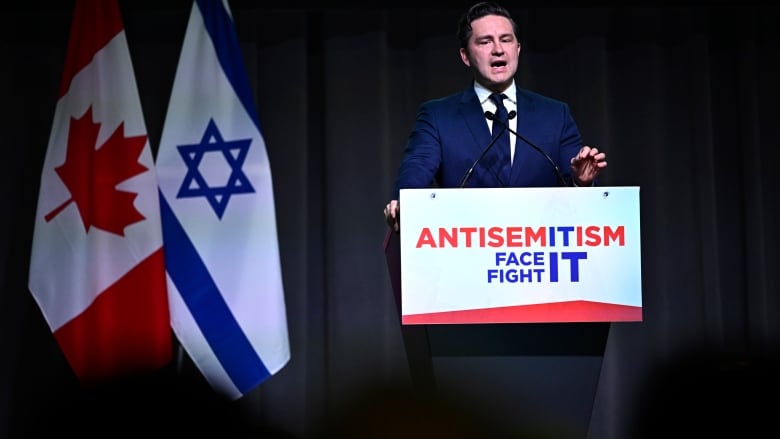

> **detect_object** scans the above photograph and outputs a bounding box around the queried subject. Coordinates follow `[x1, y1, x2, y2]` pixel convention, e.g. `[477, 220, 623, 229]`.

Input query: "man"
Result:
[384, 1, 607, 232]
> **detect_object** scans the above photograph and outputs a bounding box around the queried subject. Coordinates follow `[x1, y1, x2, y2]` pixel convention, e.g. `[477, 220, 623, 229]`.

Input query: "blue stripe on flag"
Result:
[196, 0, 261, 132]
[159, 190, 270, 392]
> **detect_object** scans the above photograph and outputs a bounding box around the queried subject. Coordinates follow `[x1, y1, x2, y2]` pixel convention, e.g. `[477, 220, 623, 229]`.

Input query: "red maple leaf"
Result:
[45, 107, 149, 236]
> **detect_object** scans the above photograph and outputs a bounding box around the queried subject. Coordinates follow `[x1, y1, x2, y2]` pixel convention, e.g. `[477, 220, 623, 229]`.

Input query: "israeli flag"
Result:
[156, 0, 290, 399]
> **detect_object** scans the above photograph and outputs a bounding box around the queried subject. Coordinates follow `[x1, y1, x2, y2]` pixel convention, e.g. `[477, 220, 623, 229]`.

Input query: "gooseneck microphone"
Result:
[485, 110, 569, 187]
[458, 110, 518, 188]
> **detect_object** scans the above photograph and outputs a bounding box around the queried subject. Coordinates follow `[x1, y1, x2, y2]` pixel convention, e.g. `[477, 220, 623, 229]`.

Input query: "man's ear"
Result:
[459, 48, 471, 67]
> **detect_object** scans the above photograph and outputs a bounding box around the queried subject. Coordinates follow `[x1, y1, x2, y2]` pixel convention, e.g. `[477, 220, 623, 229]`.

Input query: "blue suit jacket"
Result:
[394, 84, 583, 197]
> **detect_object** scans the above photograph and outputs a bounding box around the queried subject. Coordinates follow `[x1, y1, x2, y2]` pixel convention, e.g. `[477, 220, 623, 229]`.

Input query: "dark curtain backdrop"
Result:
[2, 1, 778, 438]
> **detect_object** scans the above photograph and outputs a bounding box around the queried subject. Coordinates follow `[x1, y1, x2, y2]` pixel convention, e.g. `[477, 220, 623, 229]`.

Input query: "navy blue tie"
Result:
[489, 92, 511, 184]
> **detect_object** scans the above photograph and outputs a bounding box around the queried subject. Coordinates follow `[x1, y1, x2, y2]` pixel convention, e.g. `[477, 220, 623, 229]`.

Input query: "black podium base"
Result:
[422, 323, 609, 438]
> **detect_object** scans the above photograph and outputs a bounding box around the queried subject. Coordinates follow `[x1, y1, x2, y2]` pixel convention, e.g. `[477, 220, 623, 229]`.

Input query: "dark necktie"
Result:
[489, 92, 511, 184]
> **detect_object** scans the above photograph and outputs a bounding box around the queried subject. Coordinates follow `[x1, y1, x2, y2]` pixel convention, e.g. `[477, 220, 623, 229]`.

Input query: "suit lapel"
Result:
[459, 85, 492, 151]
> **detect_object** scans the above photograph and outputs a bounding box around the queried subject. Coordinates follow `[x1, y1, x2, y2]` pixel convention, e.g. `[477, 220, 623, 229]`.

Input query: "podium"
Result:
[384, 186, 641, 437]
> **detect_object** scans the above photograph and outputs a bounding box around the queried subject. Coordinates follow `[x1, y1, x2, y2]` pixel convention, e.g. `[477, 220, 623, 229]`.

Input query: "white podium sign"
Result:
[399, 187, 642, 324]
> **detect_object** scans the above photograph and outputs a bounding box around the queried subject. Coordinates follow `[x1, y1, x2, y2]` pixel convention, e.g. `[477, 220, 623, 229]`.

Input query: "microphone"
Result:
[458, 110, 518, 188]
[485, 110, 569, 187]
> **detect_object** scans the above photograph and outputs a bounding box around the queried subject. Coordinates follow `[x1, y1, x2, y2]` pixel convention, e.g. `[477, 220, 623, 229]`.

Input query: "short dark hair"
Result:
[456, 2, 519, 49]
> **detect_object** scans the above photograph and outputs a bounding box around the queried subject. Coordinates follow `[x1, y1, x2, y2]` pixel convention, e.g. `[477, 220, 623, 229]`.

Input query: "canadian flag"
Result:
[28, 0, 171, 382]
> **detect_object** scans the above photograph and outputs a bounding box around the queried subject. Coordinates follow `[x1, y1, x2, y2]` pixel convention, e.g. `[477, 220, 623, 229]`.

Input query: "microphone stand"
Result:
[485, 111, 569, 187]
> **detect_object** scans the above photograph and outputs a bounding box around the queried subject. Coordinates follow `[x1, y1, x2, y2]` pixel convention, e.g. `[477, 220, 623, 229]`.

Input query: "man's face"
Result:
[460, 14, 521, 91]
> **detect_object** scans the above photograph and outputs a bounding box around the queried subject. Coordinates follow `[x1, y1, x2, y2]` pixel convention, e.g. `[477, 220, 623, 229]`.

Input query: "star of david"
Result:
[176, 119, 255, 218]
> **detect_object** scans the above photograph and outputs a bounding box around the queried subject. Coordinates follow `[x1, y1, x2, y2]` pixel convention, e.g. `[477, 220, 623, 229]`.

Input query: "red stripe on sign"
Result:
[403, 300, 642, 324]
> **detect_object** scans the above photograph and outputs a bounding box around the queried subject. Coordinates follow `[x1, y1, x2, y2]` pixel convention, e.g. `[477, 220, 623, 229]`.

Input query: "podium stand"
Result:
[383, 186, 641, 437]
